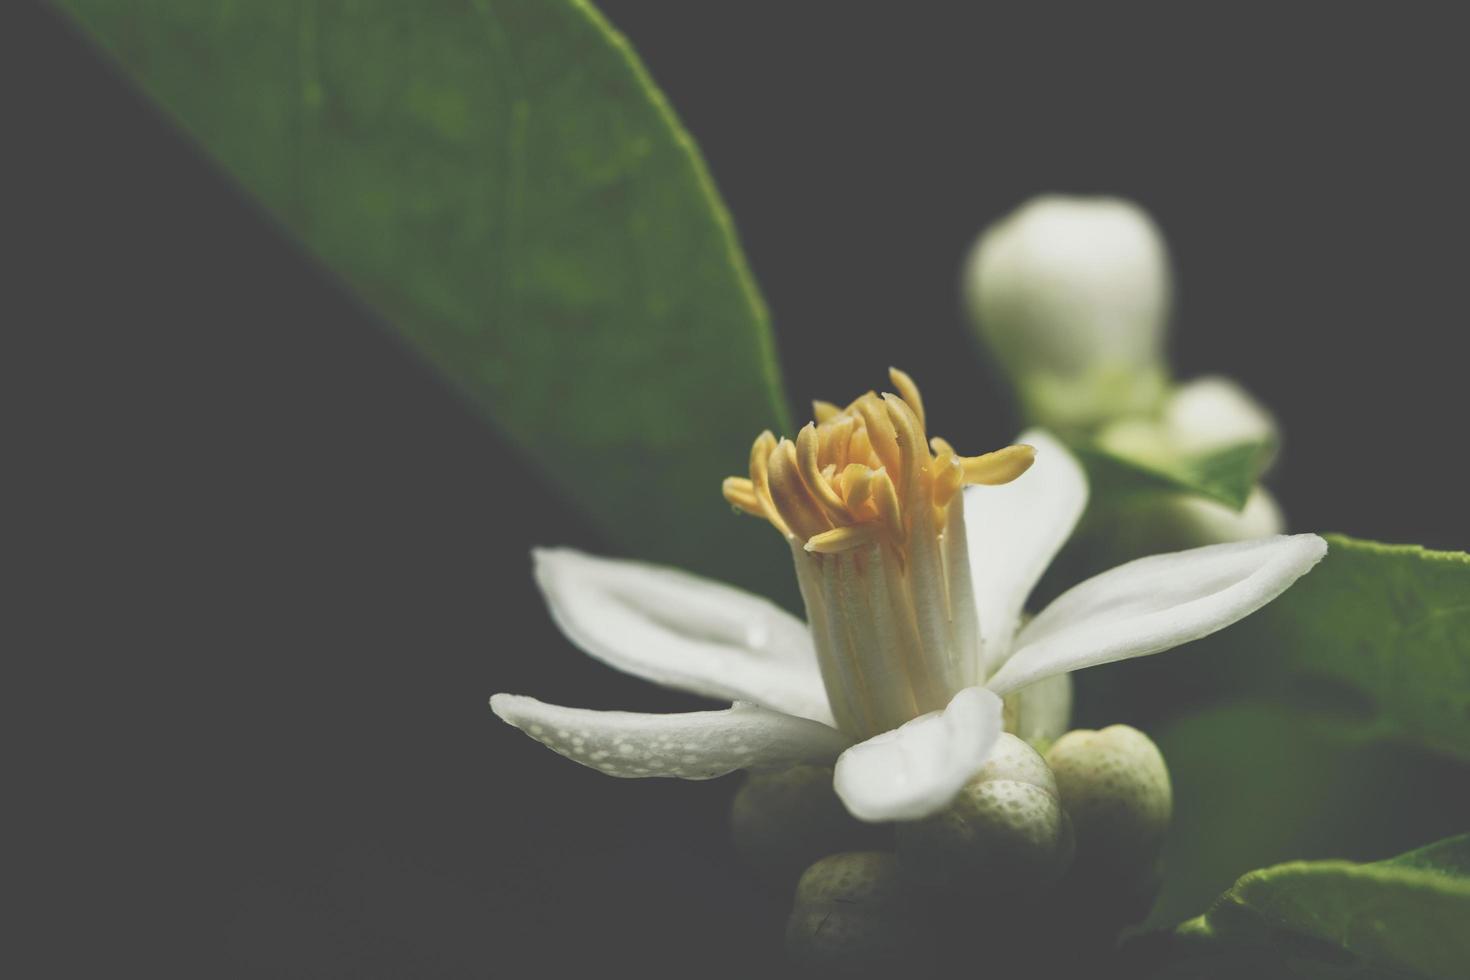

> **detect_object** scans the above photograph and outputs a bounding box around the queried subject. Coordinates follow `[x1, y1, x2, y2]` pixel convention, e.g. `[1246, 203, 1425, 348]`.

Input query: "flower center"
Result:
[724, 368, 1034, 739]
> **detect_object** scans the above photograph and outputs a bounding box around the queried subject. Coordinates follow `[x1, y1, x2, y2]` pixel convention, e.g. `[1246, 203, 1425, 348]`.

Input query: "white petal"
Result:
[965, 429, 1088, 676]
[490, 695, 850, 780]
[533, 548, 833, 725]
[987, 534, 1327, 694]
[832, 687, 1004, 822]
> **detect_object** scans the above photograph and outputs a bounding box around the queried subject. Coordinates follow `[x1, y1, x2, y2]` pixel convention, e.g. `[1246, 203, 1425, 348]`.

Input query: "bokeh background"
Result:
[13, 1, 1467, 975]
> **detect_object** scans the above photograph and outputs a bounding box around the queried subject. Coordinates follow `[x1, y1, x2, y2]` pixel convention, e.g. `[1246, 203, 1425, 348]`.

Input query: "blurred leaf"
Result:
[1156, 834, 1470, 979]
[60, 0, 793, 589]
[1075, 440, 1267, 511]
[1249, 535, 1470, 759]
[1145, 702, 1470, 930]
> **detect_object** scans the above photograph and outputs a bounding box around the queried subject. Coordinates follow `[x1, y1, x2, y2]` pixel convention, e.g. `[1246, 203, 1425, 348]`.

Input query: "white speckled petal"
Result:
[987, 534, 1328, 695]
[490, 695, 851, 780]
[832, 687, 1004, 822]
[533, 548, 833, 725]
[965, 430, 1088, 676]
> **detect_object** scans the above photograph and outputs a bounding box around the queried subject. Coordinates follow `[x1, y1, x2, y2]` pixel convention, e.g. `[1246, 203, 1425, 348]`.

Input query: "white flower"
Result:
[491, 371, 1325, 823]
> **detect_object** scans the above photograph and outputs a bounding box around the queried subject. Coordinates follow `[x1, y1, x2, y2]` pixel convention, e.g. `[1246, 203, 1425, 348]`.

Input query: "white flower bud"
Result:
[1160, 484, 1286, 545]
[785, 851, 937, 973]
[1045, 725, 1172, 875]
[896, 733, 1074, 902]
[965, 195, 1172, 428]
[1163, 376, 1278, 461]
[730, 765, 886, 888]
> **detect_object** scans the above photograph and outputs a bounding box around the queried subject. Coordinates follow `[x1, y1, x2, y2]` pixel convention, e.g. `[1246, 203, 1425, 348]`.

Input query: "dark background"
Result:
[12, 2, 1467, 976]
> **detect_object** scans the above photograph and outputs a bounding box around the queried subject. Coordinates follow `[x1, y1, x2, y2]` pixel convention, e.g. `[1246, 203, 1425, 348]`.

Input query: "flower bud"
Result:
[785, 851, 938, 973]
[730, 765, 887, 889]
[1045, 725, 1171, 876]
[1096, 376, 1280, 472]
[1158, 485, 1285, 545]
[965, 195, 1172, 429]
[1163, 376, 1278, 462]
[896, 733, 1074, 903]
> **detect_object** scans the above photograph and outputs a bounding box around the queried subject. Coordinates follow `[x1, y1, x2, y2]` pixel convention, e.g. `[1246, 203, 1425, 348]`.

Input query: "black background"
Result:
[12, 2, 1468, 976]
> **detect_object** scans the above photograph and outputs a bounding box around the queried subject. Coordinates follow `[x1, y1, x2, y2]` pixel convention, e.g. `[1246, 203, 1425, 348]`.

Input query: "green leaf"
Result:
[1254, 535, 1470, 758]
[1166, 535, 1470, 762]
[60, 0, 793, 589]
[1145, 702, 1470, 931]
[1163, 834, 1470, 979]
[1075, 439, 1269, 511]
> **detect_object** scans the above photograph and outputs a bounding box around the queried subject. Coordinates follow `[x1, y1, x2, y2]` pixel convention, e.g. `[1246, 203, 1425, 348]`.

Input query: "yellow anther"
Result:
[870, 468, 905, 543]
[840, 463, 875, 511]
[882, 392, 929, 507]
[747, 430, 789, 536]
[931, 452, 964, 510]
[805, 524, 881, 554]
[888, 367, 926, 430]
[768, 438, 833, 541]
[848, 424, 873, 465]
[797, 423, 851, 520]
[856, 394, 902, 477]
[722, 476, 762, 515]
[726, 369, 1032, 549]
[960, 444, 1036, 485]
[819, 414, 856, 469]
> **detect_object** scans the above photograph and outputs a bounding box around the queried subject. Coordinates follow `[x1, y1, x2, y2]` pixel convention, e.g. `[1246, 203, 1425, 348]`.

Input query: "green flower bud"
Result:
[965, 195, 1173, 430]
[785, 852, 937, 974]
[1095, 376, 1280, 474]
[1083, 485, 1286, 567]
[896, 733, 1074, 902]
[730, 765, 887, 889]
[1045, 725, 1172, 875]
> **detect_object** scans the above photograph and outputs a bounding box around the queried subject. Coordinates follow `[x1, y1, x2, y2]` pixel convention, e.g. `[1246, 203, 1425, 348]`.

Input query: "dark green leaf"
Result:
[1145, 702, 1470, 931]
[1162, 834, 1470, 979]
[60, 0, 793, 590]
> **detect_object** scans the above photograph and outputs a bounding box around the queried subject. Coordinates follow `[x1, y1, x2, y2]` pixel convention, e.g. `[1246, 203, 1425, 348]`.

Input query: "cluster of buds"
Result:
[964, 195, 1286, 553]
[739, 722, 1174, 969]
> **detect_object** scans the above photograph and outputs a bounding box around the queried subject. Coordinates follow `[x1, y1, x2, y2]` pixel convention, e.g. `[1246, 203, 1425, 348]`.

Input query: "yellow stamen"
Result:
[888, 366, 926, 430]
[797, 423, 851, 521]
[856, 394, 902, 477]
[931, 452, 964, 510]
[768, 438, 832, 541]
[805, 524, 881, 554]
[721, 369, 1038, 739]
[841, 463, 875, 511]
[870, 468, 904, 544]
[960, 444, 1036, 485]
[722, 476, 762, 515]
[723, 368, 1033, 546]
[747, 430, 788, 536]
